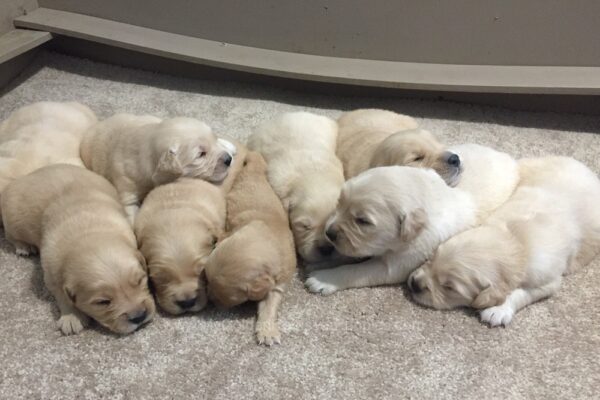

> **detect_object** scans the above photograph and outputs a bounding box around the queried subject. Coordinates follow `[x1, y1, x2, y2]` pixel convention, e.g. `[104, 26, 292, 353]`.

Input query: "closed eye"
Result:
[198, 151, 206, 158]
[94, 299, 112, 306]
[137, 275, 146, 286]
[412, 155, 425, 162]
[355, 217, 372, 226]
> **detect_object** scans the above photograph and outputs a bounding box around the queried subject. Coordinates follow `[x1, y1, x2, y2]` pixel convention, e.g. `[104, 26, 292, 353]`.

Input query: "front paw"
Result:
[480, 305, 515, 327]
[305, 270, 341, 296]
[57, 313, 89, 335]
[14, 242, 37, 257]
[255, 321, 281, 346]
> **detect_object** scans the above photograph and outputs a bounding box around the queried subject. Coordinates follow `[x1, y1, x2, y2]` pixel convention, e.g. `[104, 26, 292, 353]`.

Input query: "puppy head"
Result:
[289, 179, 342, 263]
[205, 222, 278, 308]
[152, 118, 235, 184]
[64, 240, 156, 334]
[371, 129, 462, 187]
[407, 226, 525, 310]
[143, 228, 216, 315]
[325, 167, 434, 258]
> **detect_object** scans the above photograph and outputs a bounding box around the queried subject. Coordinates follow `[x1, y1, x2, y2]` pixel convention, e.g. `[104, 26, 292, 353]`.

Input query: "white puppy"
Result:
[80, 114, 235, 222]
[0, 101, 97, 193]
[305, 166, 476, 295]
[305, 144, 518, 294]
[408, 157, 600, 326]
[1, 164, 155, 335]
[248, 111, 345, 263]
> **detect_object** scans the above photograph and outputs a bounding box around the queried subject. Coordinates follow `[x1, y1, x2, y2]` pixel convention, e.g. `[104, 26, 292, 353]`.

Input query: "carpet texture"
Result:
[1, 51, 599, 400]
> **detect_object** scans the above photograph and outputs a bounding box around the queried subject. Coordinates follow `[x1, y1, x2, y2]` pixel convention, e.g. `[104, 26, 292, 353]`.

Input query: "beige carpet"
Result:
[1, 51, 599, 399]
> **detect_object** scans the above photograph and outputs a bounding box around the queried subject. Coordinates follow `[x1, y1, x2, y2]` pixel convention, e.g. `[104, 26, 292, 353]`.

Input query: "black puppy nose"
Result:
[223, 154, 232, 166]
[176, 297, 197, 310]
[325, 227, 338, 242]
[128, 310, 148, 325]
[317, 244, 334, 256]
[408, 277, 421, 294]
[447, 153, 460, 167]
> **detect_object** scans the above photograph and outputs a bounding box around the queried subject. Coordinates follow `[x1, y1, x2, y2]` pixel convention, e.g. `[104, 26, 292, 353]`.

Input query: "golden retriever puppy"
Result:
[0, 101, 96, 193]
[408, 156, 600, 326]
[80, 114, 236, 223]
[248, 111, 344, 263]
[336, 109, 462, 185]
[205, 151, 296, 345]
[1, 164, 155, 335]
[449, 143, 520, 222]
[305, 166, 476, 295]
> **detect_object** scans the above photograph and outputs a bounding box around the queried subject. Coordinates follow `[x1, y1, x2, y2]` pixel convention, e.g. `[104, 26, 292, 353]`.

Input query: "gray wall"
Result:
[1, 0, 38, 35]
[39, 0, 600, 66]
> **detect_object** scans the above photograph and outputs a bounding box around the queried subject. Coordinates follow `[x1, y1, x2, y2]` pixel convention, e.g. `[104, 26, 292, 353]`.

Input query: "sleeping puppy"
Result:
[1, 164, 155, 335]
[336, 109, 461, 185]
[0, 101, 96, 194]
[134, 141, 246, 315]
[305, 144, 518, 294]
[408, 156, 600, 326]
[247, 111, 344, 263]
[205, 151, 296, 345]
[305, 166, 476, 295]
[80, 114, 235, 223]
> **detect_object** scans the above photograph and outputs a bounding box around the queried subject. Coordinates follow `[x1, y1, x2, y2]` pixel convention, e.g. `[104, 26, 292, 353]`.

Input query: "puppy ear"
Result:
[152, 146, 183, 184]
[471, 284, 507, 309]
[136, 251, 148, 273]
[63, 285, 77, 304]
[399, 208, 428, 242]
[246, 271, 275, 301]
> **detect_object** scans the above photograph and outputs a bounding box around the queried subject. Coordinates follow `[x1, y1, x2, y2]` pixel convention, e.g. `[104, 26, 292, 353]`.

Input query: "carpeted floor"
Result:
[1, 50, 599, 400]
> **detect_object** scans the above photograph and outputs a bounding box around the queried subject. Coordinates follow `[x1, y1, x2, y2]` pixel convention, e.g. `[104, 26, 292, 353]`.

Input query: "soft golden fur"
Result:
[80, 114, 235, 223]
[0, 101, 96, 195]
[205, 151, 296, 345]
[408, 156, 600, 326]
[247, 111, 344, 263]
[336, 109, 462, 185]
[1, 165, 155, 335]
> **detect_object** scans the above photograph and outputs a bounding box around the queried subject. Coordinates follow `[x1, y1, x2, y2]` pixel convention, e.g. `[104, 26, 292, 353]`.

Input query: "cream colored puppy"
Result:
[80, 114, 235, 222]
[336, 109, 462, 185]
[1, 165, 155, 335]
[248, 111, 344, 263]
[305, 166, 476, 295]
[408, 157, 600, 326]
[205, 151, 296, 345]
[450, 143, 520, 222]
[306, 144, 518, 294]
[134, 141, 247, 315]
[0, 101, 96, 193]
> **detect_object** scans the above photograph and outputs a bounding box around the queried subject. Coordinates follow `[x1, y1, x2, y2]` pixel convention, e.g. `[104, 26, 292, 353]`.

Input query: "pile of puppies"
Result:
[1, 103, 599, 345]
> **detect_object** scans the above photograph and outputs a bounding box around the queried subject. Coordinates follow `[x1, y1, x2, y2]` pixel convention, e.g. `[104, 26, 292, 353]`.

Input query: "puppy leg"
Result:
[305, 257, 400, 295]
[10, 239, 37, 257]
[53, 290, 90, 335]
[255, 286, 285, 346]
[480, 278, 562, 327]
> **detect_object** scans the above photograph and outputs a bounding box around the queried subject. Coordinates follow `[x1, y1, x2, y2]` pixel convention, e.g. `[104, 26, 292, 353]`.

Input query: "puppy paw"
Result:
[305, 271, 341, 296]
[57, 313, 88, 335]
[480, 305, 515, 327]
[14, 242, 37, 257]
[255, 322, 281, 346]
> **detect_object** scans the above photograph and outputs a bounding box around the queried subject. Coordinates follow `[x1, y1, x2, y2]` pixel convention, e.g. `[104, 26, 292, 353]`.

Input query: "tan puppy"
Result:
[205, 151, 296, 346]
[408, 157, 600, 326]
[336, 109, 462, 185]
[1, 165, 155, 335]
[134, 142, 247, 315]
[80, 114, 236, 223]
[248, 111, 344, 263]
[0, 101, 97, 194]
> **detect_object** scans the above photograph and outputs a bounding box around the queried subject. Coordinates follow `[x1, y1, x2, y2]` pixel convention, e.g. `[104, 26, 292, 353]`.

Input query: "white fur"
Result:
[305, 166, 477, 294]
[248, 111, 345, 263]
